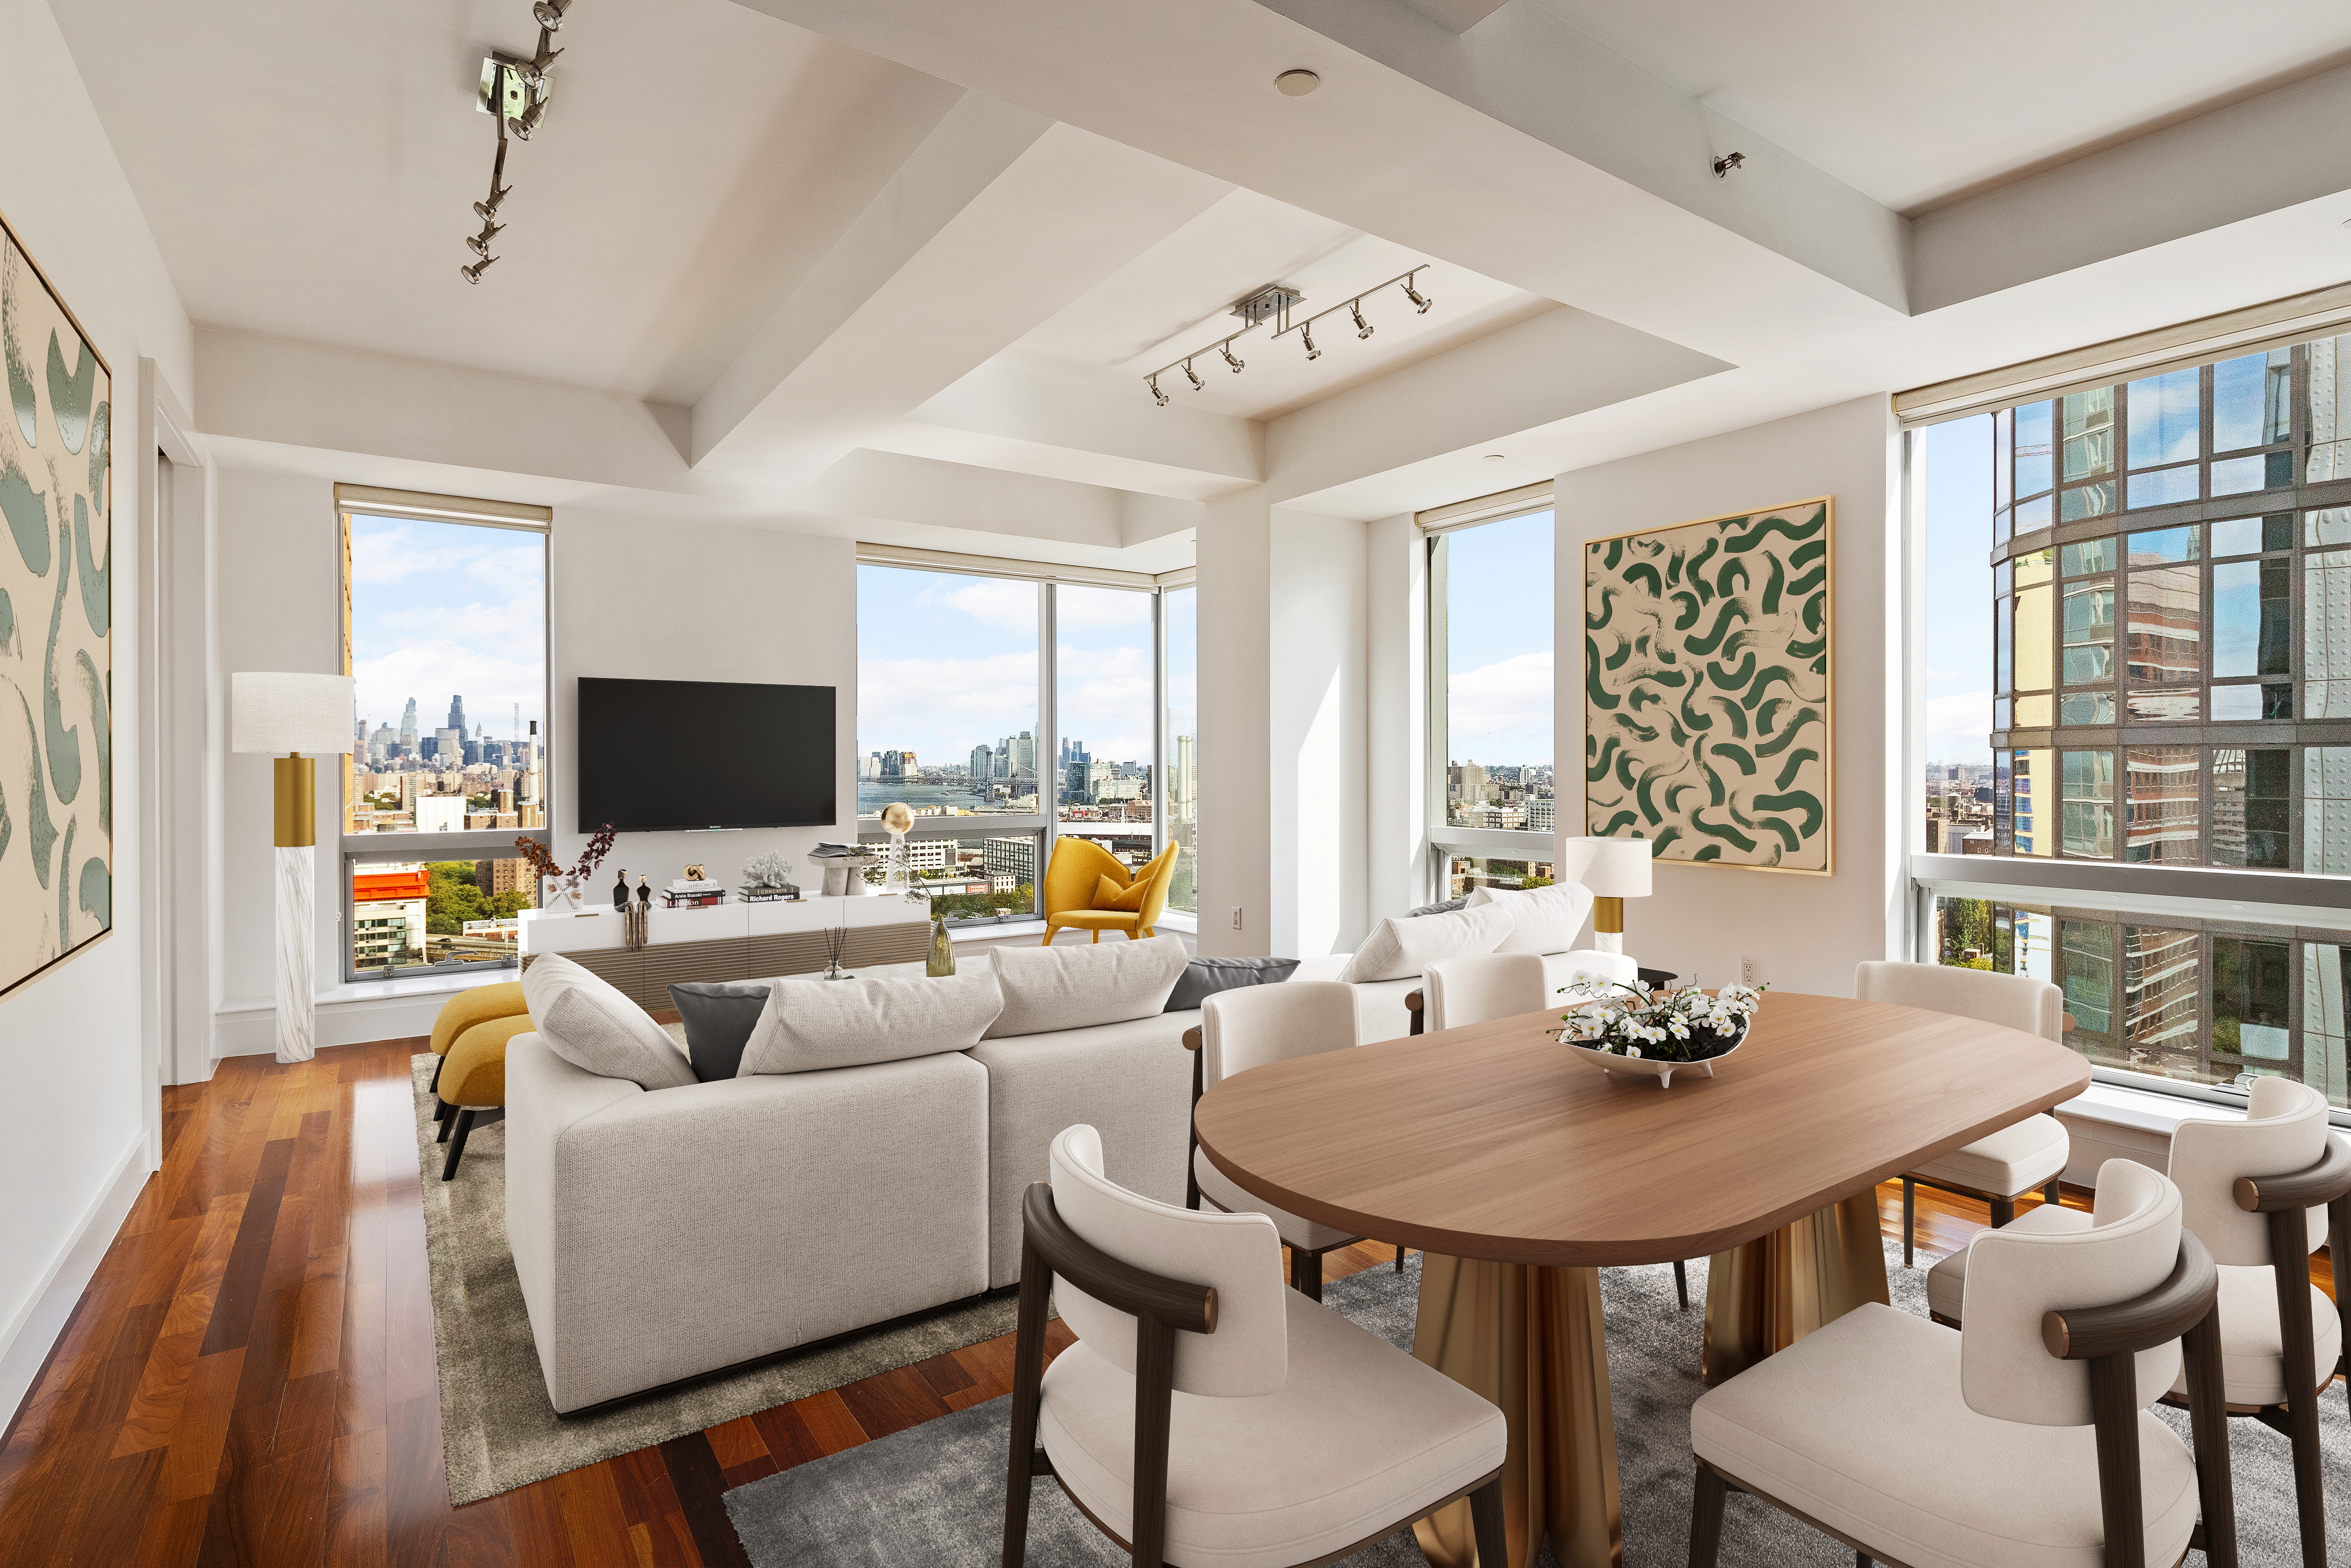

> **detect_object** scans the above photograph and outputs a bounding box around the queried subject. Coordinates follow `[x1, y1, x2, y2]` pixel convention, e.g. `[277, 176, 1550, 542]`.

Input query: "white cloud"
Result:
[859, 651, 1038, 761]
[1057, 643, 1154, 762]
[1055, 585, 1152, 630]
[937, 579, 1038, 633]
[1444, 650, 1553, 764]
[1923, 689, 1993, 764]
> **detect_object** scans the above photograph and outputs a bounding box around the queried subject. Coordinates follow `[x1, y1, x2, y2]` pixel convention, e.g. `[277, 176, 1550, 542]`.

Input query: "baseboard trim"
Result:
[0, 1132, 151, 1442]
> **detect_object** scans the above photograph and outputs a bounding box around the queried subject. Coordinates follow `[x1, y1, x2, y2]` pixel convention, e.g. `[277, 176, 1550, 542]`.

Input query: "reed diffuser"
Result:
[821, 925, 853, 981]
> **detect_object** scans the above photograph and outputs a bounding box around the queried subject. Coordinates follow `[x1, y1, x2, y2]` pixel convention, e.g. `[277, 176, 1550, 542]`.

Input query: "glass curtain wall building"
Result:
[1922, 331, 2351, 1109]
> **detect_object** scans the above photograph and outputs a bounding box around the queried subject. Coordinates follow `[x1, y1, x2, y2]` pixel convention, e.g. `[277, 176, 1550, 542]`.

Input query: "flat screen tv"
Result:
[575, 677, 835, 833]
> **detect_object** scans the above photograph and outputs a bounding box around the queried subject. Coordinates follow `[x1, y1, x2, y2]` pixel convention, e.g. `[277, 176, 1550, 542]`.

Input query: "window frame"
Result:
[336, 487, 553, 982]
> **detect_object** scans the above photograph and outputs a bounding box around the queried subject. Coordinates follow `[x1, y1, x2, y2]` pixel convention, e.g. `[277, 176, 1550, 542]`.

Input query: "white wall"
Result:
[1365, 512, 1425, 923]
[0, 0, 195, 1423]
[1195, 490, 1271, 956]
[206, 469, 862, 1049]
[1553, 395, 1901, 995]
[1267, 510, 1368, 957]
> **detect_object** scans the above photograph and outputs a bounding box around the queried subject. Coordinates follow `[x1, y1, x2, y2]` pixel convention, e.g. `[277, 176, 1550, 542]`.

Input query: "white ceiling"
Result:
[1523, 0, 2351, 212]
[1001, 188, 1556, 421]
[49, 0, 957, 404]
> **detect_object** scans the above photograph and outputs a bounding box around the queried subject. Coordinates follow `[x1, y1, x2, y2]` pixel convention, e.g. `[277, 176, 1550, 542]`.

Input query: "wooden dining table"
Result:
[1191, 991, 2092, 1568]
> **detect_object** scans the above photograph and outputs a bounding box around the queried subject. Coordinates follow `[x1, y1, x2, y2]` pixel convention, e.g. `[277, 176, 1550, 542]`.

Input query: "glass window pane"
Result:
[2211, 559, 2289, 679]
[2060, 482, 2116, 522]
[2061, 749, 2114, 857]
[1933, 896, 1999, 968]
[2212, 938, 2291, 1063]
[2126, 690, 2201, 721]
[2124, 566, 2200, 686]
[2308, 335, 2351, 483]
[2209, 515, 2265, 556]
[2059, 919, 2113, 1036]
[2125, 465, 2199, 510]
[2299, 946, 2350, 1110]
[2014, 400, 2053, 496]
[2126, 526, 2197, 564]
[855, 832, 1040, 925]
[1993, 408, 2013, 506]
[2122, 925, 2202, 1059]
[2014, 546, 2054, 587]
[2212, 454, 2269, 496]
[2060, 387, 2114, 481]
[856, 565, 1040, 819]
[1446, 511, 1553, 830]
[1993, 752, 2013, 852]
[2305, 747, 2351, 875]
[350, 862, 433, 975]
[2059, 537, 2115, 575]
[2123, 746, 2198, 864]
[2214, 348, 2290, 452]
[2014, 583, 2053, 693]
[2015, 693, 2052, 727]
[1995, 596, 2012, 692]
[2301, 549, 2351, 717]
[1056, 584, 1156, 829]
[1163, 585, 1197, 915]
[1440, 853, 1558, 901]
[2127, 368, 2200, 467]
[2059, 581, 2114, 684]
[2059, 691, 2114, 724]
[2014, 748, 2052, 856]
[2015, 493, 2053, 533]
[343, 514, 547, 840]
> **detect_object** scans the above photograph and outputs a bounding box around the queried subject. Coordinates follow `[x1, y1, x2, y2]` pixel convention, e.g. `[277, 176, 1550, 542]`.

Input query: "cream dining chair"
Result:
[1002, 1124, 1508, 1568]
[1854, 960, 2071, 1266]
[1688, 1158, 2237, 1568]
[1928, 1077, 2350, 1567]
[1183, 980, 1368, 1300]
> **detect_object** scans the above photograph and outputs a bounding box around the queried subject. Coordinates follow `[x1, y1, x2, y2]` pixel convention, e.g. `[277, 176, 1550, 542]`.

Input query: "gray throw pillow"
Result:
[1164, 956, 1301, 1012]
[1406, 897, 1467, 917]
[668, 981, 772, 1081]
[521, 952, 698, 1091]
[738, 969, 1006, 1074]
[985, 935, 1191, 1038]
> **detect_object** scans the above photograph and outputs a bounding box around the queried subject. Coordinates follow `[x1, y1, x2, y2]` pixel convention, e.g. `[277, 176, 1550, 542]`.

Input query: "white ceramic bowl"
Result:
[1562, 1031, 1744, 1089]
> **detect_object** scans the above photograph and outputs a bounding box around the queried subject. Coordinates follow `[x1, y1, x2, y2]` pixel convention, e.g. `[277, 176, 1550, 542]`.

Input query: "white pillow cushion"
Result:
[985, 935, 1190, 1038]
[1336, 901, 1516, 983]
[739, 969, 1006, 1073]
[520, 952, 698, 1090]
[1466, 882, 1597, 955]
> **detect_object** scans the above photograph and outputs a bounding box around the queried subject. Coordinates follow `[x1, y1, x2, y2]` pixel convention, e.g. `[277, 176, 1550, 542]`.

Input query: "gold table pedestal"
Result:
[1408, 1193, 1889, 1568]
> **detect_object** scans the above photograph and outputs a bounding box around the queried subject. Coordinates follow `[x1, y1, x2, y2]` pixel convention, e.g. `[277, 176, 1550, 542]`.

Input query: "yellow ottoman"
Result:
[428, 982, 528, 1121]
[438, 1012, 536, 1181]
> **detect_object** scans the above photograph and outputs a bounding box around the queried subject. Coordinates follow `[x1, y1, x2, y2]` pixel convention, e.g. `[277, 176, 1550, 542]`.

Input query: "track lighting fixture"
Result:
[458, 3, 582, 283]
[1137, 264, 1436, 404]
[1711, 151, 1746, 178]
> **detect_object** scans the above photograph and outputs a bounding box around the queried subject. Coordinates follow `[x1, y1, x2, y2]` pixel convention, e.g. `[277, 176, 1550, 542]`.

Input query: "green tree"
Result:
[426, 861, 488, 935]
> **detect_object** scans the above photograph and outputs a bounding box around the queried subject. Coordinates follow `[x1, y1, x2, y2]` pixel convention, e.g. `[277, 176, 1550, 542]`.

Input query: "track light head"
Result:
[467, 224, 503, 257]
[508, 99, 546, 140]
[1183, 360, 1204, 391]
[1301, 323, 1320, 361]
[1350, 299, 1373, 339]
[1148, 374, 1168, 407]
[532, 0, 571, 30]
[1219, 342, 1245, 372]
[1403, 276, 1433, 313]
[461, 256, 498, 284]
[474, 189, 511, 223]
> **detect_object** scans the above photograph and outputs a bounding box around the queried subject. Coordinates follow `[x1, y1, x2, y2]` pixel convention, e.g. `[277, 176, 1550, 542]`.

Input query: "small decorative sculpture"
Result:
[636, 874, 652, 906]
[744, 849, 793, 887]
[683, 862, 707, 883]
[613, 869, 629, 910]
[880, 802, 914, 895]
[927, 916, 956, 977]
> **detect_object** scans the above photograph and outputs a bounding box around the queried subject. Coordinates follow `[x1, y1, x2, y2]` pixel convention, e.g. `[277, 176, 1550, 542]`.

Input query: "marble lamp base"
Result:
[276, 843, 316, 1064]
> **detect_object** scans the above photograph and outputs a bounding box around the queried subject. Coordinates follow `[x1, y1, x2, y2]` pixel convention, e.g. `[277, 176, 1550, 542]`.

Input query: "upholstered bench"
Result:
[428, 982, 530, 1179]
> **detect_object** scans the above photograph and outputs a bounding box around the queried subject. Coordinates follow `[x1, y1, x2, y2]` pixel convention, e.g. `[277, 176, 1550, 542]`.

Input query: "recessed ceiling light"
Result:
[1275, 69, 1320, 97]
[1484, 453, 1505, 462]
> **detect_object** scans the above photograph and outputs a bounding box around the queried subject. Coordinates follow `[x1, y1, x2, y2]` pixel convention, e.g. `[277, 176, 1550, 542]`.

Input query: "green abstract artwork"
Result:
[1584, 497, 1831, 874]
[0, 210, 111, 997]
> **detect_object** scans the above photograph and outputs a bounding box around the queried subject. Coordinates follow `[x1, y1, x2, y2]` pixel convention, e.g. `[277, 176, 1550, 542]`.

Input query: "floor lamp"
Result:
[233, 672, 355, 1064]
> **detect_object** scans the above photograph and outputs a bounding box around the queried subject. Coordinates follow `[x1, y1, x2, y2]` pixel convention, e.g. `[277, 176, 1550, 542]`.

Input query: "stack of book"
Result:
[662, 878, 726, 909]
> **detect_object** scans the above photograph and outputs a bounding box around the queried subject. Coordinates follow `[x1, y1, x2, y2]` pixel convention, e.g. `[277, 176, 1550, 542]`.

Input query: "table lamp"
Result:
[234, 672, 356, 1064]
[1577, 837, 1653, 955]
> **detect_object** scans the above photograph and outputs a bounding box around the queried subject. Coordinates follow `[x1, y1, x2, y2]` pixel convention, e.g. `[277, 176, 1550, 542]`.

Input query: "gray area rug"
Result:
[726, 1246, 2351, 1566]
[405, 1056, 1020, 1504]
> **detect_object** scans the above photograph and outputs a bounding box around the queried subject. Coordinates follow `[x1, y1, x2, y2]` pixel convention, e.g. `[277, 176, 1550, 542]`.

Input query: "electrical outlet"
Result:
[1230, 906, 1244, 930]
[1740, 956, 1759, 985]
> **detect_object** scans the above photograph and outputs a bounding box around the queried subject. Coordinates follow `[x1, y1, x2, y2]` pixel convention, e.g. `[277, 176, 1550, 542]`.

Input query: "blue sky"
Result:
[1444, 509, 1553, 769]
[347, 515, 545, 748]
[856, 566, 1191, 769]
[1922, 416, 1994, 765]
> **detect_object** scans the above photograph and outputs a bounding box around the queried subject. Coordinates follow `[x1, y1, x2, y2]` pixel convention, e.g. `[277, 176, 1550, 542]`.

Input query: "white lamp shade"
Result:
[1574, 837, 1654, 898]
[233, 672, 356, 754]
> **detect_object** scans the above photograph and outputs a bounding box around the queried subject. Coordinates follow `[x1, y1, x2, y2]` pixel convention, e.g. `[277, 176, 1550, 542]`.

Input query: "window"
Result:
[338, 489, 550, 978]
[854, 556, 1194, 927]
[1917, 331, 2351, 1113]
[1427, 496, 1554, 899]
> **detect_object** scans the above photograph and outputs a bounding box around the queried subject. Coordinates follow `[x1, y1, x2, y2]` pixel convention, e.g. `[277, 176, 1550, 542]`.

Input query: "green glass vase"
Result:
[926, 916, 956, 977]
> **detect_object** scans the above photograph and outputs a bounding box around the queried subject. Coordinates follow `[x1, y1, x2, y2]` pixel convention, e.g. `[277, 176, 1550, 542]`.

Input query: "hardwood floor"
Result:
[1, 1038, 2336, 1567]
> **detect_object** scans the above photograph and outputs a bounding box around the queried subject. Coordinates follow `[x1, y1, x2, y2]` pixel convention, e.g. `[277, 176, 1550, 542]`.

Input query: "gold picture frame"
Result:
[1583, 496, 1832, 875]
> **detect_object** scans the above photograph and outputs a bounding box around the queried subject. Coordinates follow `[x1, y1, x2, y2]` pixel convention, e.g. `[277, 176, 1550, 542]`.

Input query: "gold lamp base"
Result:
[274, 753, 316, 847]
[1594, 896, 1623, 934]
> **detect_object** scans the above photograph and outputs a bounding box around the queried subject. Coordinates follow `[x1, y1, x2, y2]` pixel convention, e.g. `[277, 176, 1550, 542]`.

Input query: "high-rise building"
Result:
[1010, 730, 1036, 785]
[881, 750, 905, 781]
[969, 744, 994, 785]
[984, 836, 1037, 886]
[1171, 733, 1196, 819]
[447, 695, 468, 735]
[399, 698, 419, 751]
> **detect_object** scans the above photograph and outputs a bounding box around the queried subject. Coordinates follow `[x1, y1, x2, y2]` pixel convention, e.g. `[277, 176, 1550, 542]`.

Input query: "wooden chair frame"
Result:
[1687, 1232, 2239, 1568]
[1405, 990, 1687, 1311]
[1003, 1181, 1506, 1568]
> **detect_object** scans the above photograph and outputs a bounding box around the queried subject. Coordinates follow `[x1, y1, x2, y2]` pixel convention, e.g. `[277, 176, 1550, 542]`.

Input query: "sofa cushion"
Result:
[1166, 956, 1302, 1012]
[668, 980, 773, 1081]
[1405, 897, 1467, 918]
[985, 934, 1190, 1039]
[1466, 882, 1597, 956]
[1095, 874, 1152, 913]
[740, 969, 1005, 1074]
[521, 953, 697, 1090]
[1336, 901, 1515, 984]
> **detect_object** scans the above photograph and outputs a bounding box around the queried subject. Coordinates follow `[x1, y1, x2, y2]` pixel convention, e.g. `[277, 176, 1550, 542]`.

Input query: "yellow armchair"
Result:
[1042, 839, 1179, 944]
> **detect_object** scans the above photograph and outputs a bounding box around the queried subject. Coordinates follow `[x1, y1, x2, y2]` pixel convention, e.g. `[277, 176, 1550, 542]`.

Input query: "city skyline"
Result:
[347, 513, 546, 752]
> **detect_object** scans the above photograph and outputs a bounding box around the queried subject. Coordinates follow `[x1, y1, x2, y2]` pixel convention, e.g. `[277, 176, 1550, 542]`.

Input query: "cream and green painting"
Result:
[0, 210, 111, 998]
[1585, 498, 1830, 873]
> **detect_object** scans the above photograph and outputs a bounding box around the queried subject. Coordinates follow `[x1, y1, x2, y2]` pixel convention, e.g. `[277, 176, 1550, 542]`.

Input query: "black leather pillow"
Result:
[668, 981, 773, 1081]
[1164, 956, 1302, 1012]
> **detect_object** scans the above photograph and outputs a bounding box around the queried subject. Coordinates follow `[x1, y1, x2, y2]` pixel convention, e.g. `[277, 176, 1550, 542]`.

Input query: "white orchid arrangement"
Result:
[1554, 977, 1768, 1062]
